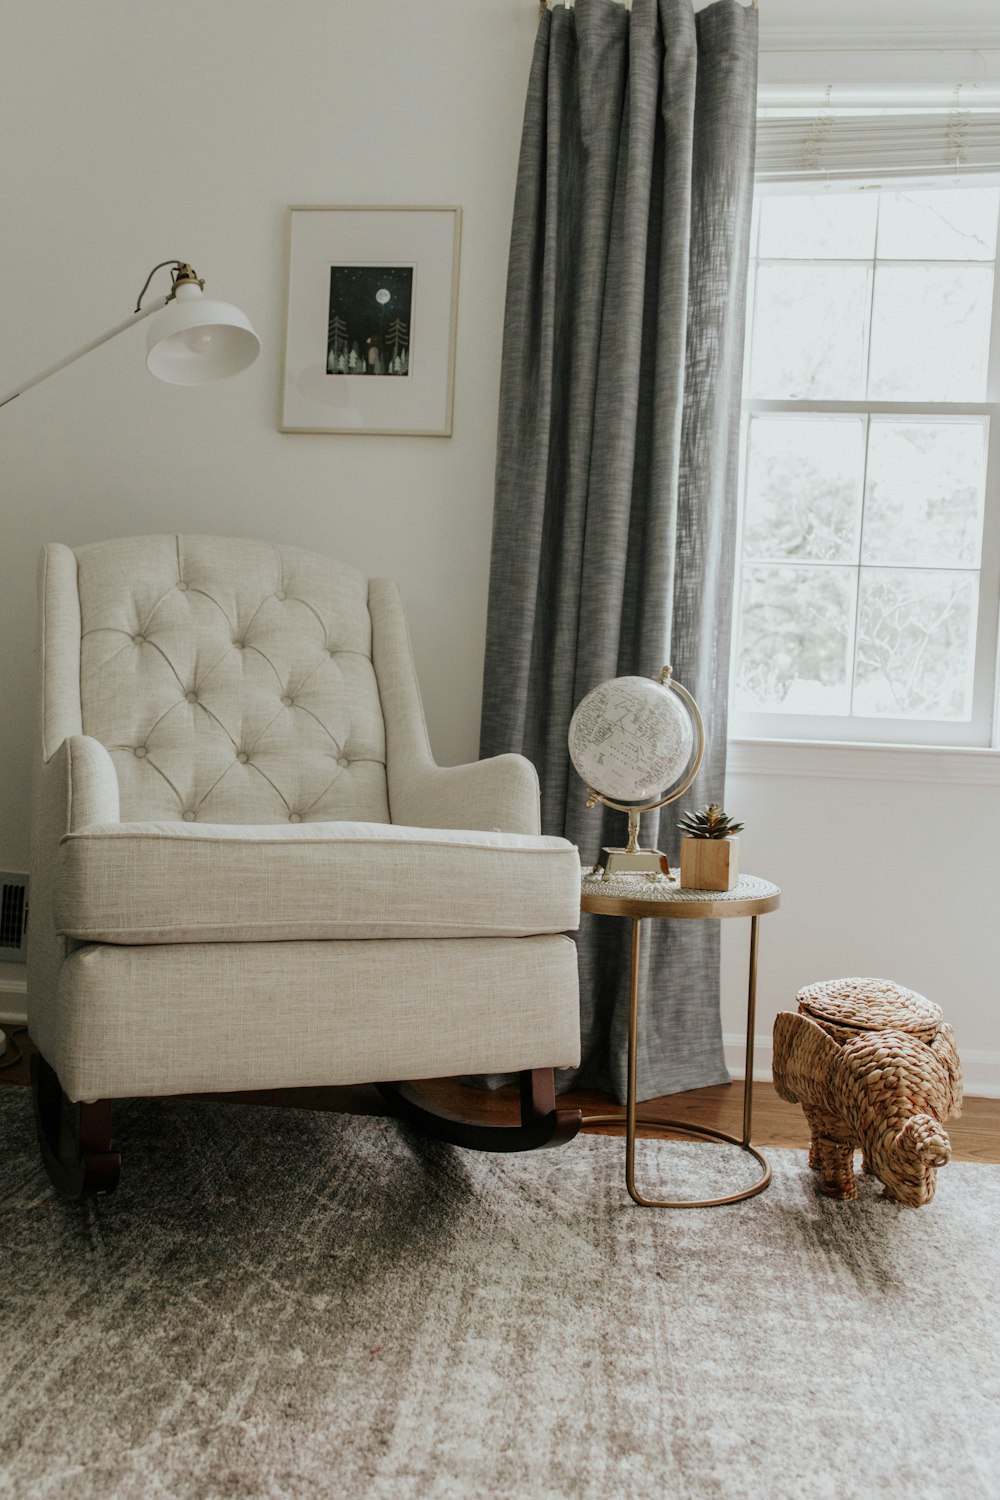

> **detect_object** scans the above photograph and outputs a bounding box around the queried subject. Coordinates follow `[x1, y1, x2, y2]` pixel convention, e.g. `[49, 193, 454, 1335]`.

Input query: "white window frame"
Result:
[729, 178, 1000, 753]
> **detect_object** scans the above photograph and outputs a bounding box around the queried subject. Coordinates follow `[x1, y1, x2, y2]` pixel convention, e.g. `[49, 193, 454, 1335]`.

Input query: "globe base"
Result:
[599, 846, 673, 882]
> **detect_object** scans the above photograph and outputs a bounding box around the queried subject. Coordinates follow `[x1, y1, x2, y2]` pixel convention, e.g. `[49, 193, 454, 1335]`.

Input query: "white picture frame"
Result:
[280, 205, 462, 436]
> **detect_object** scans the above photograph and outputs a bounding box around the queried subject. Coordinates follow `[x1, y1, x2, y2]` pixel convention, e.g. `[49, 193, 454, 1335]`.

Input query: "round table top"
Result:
[580, 866, 780, 920]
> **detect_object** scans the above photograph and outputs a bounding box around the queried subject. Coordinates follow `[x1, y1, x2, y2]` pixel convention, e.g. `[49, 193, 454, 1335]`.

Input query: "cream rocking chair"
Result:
[28, 535, 582, 1197]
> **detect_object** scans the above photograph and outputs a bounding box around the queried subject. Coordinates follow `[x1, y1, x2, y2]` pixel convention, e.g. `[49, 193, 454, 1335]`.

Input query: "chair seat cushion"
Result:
[56, 820, 582, 943]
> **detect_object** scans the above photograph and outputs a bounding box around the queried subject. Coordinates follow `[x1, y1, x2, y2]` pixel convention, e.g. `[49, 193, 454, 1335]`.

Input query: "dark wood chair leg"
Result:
[376, 1068, 581, 1153]
[31, 1053, 120, 1199]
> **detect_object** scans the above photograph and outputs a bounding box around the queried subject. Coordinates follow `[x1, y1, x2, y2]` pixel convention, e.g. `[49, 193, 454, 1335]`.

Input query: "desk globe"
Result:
[568, 666, 704, 880]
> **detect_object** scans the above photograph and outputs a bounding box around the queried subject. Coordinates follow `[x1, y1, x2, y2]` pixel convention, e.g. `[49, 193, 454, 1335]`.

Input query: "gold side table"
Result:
[580, 867, 780, 1208]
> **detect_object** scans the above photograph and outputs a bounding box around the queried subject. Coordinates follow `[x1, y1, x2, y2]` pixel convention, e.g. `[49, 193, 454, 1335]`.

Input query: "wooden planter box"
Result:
[679, 835, 740, 892]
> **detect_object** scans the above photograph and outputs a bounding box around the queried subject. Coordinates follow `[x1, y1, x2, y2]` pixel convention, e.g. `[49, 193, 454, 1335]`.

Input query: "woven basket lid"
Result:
[796, 977, 941, 1040]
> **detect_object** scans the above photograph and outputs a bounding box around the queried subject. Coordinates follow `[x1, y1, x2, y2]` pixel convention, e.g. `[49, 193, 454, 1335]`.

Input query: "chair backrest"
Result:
[64, 534, 390, 825]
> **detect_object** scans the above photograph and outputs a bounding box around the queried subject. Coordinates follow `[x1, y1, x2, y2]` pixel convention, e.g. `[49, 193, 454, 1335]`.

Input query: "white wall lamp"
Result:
[0, 259, 261, 408]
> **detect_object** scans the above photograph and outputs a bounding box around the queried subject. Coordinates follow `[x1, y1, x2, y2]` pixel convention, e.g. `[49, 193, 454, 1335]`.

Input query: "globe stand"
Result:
[580, 669, 705, 884]
[596, 805, 672, 881]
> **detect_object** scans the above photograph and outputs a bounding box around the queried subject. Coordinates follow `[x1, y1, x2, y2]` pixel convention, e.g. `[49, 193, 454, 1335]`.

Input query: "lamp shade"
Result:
[146, 283, 260, 385]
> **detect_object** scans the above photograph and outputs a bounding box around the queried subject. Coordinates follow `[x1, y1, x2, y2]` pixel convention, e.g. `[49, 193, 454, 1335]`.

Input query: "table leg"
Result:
[587, 910, 771, 1209]
[743, 914, 759, 1148]
[624, 917, 642, 1202]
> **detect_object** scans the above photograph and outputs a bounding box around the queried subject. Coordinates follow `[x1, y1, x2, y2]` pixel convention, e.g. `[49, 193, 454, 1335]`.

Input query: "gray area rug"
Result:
[1, 1089, 997, 1500]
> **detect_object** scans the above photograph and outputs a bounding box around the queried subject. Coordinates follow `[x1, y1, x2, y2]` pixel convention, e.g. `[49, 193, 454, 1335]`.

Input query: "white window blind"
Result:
[756, 110, 1000, 186]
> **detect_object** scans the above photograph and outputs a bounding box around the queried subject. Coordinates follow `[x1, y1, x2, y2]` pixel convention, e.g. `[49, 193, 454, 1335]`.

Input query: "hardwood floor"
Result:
[414, 1074, 1000, 1164]
[3, 1025, 998, 1163]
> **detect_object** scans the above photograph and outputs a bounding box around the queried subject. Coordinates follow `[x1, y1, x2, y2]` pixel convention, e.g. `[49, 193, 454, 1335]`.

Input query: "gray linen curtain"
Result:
[480, 0, 758, 1101]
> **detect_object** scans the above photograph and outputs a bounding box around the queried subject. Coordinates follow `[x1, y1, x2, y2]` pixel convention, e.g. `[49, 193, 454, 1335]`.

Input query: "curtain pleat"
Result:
[481, 0, 757, 1101]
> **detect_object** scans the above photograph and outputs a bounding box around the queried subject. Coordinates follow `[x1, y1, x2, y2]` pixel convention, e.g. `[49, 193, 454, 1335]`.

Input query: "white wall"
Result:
[0, 0, 539, 871]
[3, 0, 999, 1091]
[720, 748, 1000, 1096]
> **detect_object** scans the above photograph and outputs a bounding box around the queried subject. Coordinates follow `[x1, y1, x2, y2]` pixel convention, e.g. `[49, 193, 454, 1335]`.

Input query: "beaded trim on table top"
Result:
[580, 868, 780, 903]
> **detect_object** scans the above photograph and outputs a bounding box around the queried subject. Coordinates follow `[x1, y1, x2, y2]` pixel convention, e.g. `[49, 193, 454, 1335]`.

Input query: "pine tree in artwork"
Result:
[386, 317, 409, 370]
[328, 314, 347, 370]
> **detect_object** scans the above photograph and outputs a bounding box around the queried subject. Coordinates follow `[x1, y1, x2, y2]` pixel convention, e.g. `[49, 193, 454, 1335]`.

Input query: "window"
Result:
[730, 183, 1000, 747]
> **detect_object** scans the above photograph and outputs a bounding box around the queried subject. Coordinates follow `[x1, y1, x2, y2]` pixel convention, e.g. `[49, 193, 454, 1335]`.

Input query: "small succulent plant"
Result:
[677, 803, 744, 840]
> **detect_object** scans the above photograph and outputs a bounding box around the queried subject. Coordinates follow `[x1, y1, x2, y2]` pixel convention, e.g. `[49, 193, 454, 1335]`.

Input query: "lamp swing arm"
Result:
[0, 257, 255, 408]
[0, 299, 166, 410]
[0, 259, 200, 410]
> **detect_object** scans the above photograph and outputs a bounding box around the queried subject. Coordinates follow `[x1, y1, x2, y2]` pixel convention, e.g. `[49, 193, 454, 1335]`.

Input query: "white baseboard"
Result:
[0, 972, 27, 1027]
[723, 1033, 1000, 1101]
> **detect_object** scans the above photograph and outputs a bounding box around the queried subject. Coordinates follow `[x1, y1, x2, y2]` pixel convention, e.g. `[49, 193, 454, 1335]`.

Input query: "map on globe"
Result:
[568, 675, 695, 805]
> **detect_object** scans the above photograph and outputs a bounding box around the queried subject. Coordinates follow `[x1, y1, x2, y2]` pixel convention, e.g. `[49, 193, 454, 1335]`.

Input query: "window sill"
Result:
[727, 737, 1000, 786]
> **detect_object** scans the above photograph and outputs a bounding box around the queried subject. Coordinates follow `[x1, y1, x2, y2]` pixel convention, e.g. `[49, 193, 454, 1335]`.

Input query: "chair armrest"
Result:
[369, 577, 543, 834]
[28, 737, 120, 1050]
[55, 735, 121, 832]
[389, 752, 542, 835]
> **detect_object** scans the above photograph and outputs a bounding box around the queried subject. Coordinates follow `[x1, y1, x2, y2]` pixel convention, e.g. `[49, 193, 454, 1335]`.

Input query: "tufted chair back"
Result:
[69, 534, 389, 825]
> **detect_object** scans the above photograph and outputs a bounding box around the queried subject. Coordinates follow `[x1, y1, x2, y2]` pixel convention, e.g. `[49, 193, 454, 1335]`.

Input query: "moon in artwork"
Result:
[376, 288, 391, 305]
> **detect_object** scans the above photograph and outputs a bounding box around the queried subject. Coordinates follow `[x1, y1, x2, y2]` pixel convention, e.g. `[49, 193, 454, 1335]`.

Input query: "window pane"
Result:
[863, 419, 987, 568]
[750, 264, 870, 399]
[876, 188, 1000, 262]
[758, 192, 878, 259]
[868, 264, 994, 400]
[853, 568, 977, 720]
[735, 565, 854, 715]
[744, 416, 864, 563]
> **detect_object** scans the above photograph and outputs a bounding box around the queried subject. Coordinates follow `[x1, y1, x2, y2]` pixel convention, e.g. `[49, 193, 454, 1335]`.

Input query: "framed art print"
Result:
[281, 205, 462, 435]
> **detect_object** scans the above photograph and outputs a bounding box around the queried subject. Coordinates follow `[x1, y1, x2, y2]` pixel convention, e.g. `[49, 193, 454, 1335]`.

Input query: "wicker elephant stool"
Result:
[772, 978, 963, 1207]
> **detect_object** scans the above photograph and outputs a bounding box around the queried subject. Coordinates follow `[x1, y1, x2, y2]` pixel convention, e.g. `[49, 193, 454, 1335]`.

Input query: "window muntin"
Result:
[732, 184, 1000, 747]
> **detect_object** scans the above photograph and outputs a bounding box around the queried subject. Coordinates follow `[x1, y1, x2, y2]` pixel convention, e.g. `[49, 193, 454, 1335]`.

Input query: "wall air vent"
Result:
[0, 874, 28, 963]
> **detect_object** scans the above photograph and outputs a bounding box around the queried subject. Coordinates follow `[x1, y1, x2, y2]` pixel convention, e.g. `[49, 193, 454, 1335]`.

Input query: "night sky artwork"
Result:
[327, 265, 413, 376]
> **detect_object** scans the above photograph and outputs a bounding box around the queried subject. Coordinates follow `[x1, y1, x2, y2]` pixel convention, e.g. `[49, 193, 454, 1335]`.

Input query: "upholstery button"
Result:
[134, 746, 148, 759]
[327, 647, 337, 657]
[281, 695, 293, 707]
[237, 751, 249, 764]
[337, 756, 349, 768]
[133, 634, 145, 645]
[182, 810, 196, 822]
[177, 581, 189, 592]
[233, 639, 245, 650]
[186, 691, 198, 704]
[275, 590, 286, 601]
[289, 812, 302, 823]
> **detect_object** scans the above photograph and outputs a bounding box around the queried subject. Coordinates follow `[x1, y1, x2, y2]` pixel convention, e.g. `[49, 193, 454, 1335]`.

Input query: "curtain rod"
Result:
[538, 0, 758, 12]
